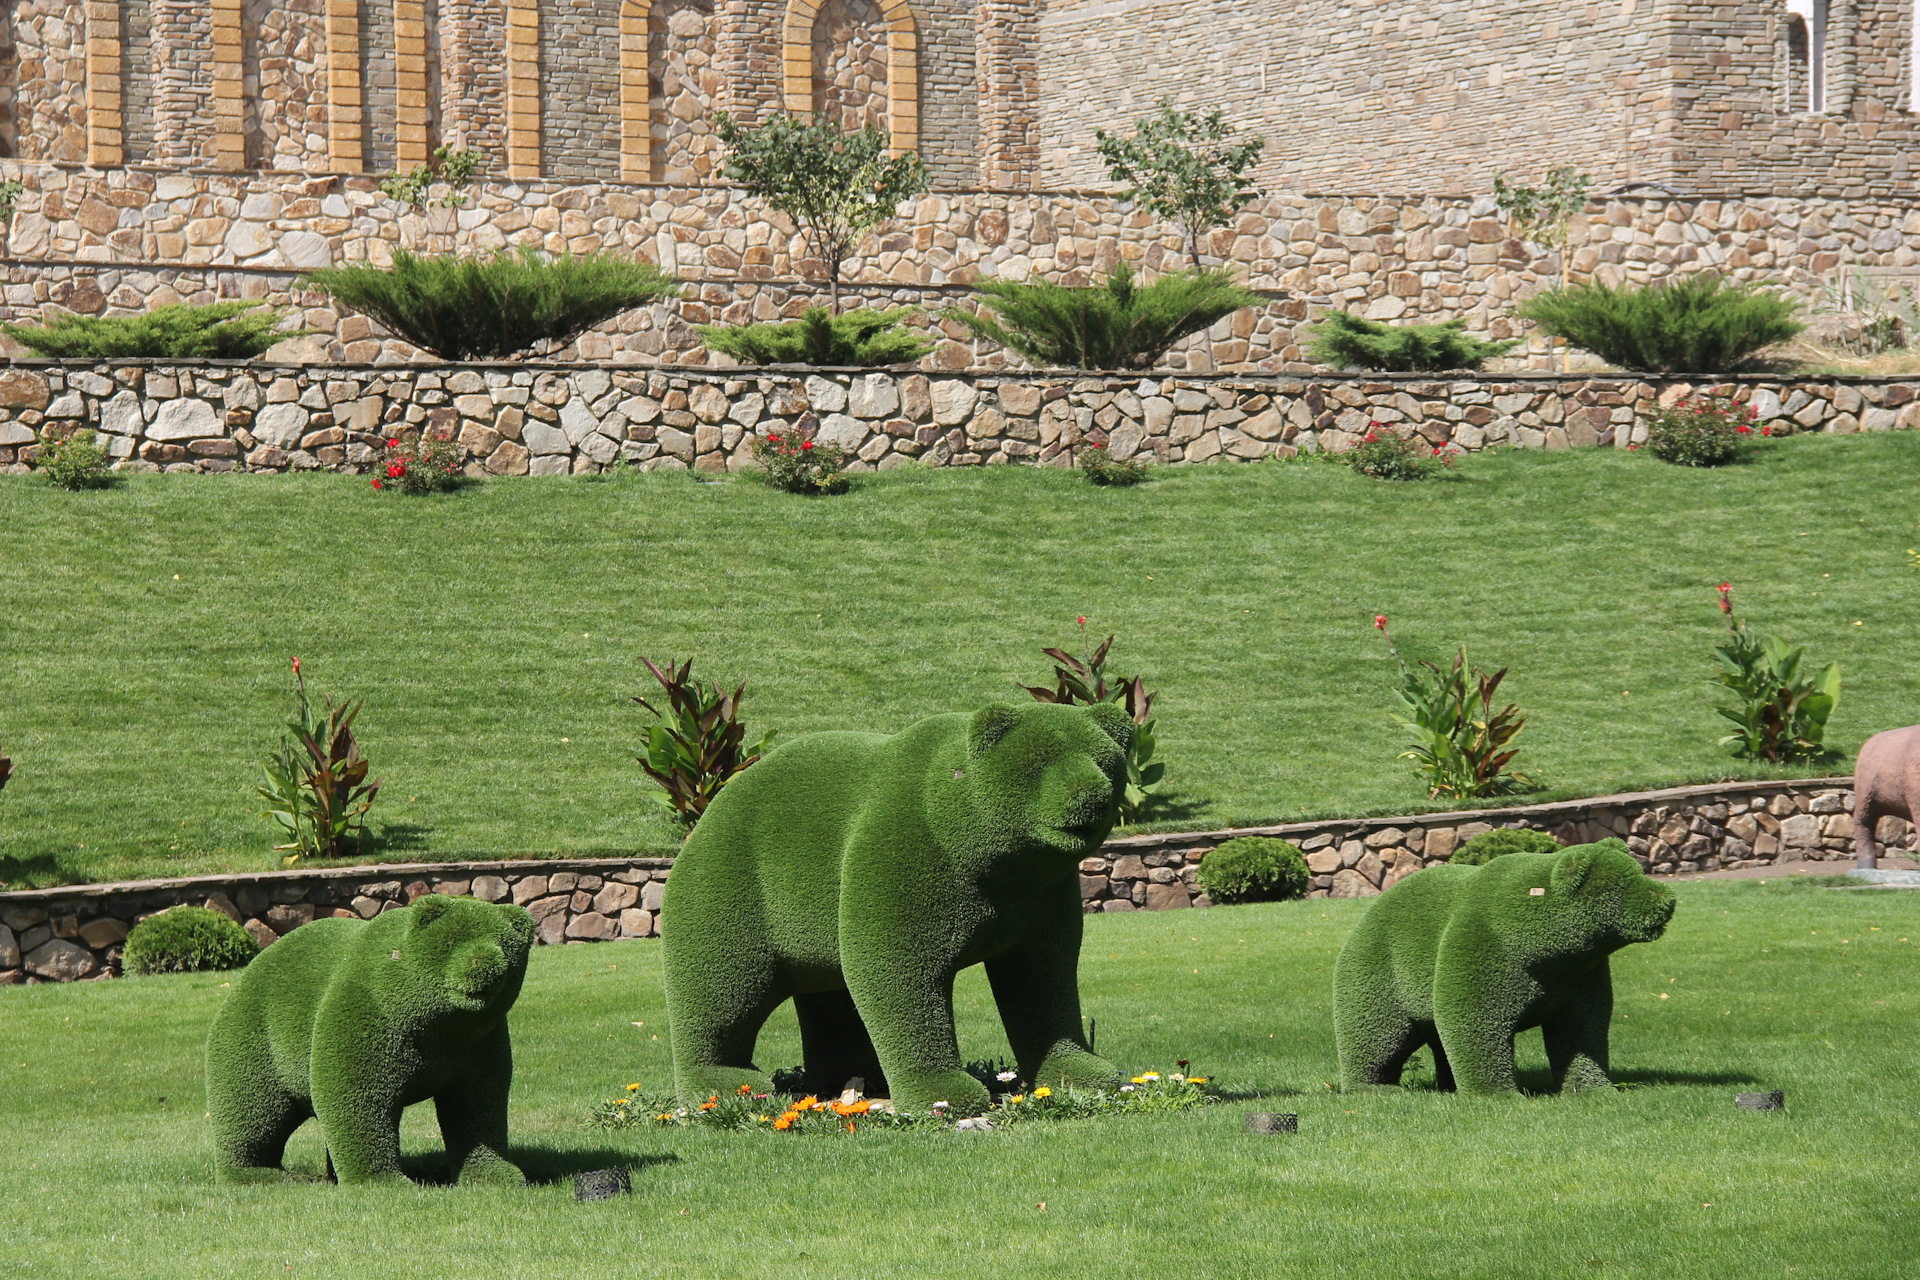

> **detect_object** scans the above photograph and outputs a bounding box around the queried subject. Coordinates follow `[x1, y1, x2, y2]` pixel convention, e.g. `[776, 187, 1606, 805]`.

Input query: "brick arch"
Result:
[782, 0, 918, 156]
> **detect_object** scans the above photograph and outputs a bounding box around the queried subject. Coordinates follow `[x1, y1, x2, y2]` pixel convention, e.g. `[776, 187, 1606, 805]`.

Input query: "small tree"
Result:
[1094, 99, 1265, 269]
[714, 112, 930, 312]
[1493, 166, 1592, 370]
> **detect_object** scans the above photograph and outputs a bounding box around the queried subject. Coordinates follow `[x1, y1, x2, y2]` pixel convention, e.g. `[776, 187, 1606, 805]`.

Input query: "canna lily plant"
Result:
[1376, 616, 1533, 800]
[633, 656, 776, 828]
[1708, 583, 1840, 763]
[257, 658, 384, 865]
[1020, 618, 1164, 822]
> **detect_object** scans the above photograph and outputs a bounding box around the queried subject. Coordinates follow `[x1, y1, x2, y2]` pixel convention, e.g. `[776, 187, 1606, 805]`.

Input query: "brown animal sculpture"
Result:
[1853, 726, 1920, 869]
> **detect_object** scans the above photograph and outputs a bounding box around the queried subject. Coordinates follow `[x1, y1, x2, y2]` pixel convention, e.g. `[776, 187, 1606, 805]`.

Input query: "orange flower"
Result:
[773, 1114, 793, 1130]
[846, 1121, 856, 1132]
[737, 1083, 754, 1095]
[830, 1099, 872, 1117]
[796, 1095, 818, 1111]
[699, 1100, 718, 1111]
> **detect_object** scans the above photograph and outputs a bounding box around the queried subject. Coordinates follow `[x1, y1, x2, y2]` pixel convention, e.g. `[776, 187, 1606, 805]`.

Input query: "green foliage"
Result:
[662, 703, 1129, 1115]
[750, 427, 850, 495]
[373, 427, 463, 494]
[122, 905, 259, 976]
[1094, 98, 1265, 267]
[1644, 393, 1762, 467]
[953, 263, 1261, 370]
[205, 895, 533, 1184]
[1019, 620, 1163, 821]
[35, 428, 113, 490]
[1079, 443, 1150, 486]
[697, 305, 934, 366]
[1334, 841, 1676, 1094]
[256, 660, 383, 865]
[1332, 424, 1457, 481]
[1448, 827, 1562, 866]
[304, 247, 679, 360]
[633, 657, 776, 827]
[2, 301, 290, 359]
[1513, 274, 1804, 373]
[1304, 310, 1518, 372]
[1708, 584, 1840, 764]
[377, 144, 481, 211]
[1491, 167, 1592, 252]
[714, 112, 929, 310]
[1196, 836, 1309, 904]
[1377, 620, 1532, 799]
[0, 179, 24, 225]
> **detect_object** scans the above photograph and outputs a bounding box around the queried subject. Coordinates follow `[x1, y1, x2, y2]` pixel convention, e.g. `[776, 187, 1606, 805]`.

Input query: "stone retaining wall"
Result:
[4, 777, 1908, 983]
[4, 362, 1917, 478]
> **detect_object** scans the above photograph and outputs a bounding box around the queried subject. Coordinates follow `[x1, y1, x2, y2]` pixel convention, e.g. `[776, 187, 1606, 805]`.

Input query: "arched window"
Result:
[1785, 0, 1827, 113]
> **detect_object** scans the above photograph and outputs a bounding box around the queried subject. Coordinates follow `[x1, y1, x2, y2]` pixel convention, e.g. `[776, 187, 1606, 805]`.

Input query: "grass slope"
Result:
[0, 881, 1913, 1278]
[1, 433, 1917, 885]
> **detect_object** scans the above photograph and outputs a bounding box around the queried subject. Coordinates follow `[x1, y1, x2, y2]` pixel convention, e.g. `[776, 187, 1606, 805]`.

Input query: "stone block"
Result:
[511, 876, 550, 904]
[77, 917, 128, 949]
[1329, 869, 1379, 898]
[566, 911, 617, 941]
[618, 908, 654, 938]
[1144, 882, 1192, 910]
[471, 875, 510, 902]
[147, 399, 222, 440]
[26, 939, 98, 980]
[594, 882, 639, 914]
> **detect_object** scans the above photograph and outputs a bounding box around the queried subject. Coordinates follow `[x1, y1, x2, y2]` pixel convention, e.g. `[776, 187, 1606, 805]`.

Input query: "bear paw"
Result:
[891, 1069, 992, 1118]
[1034, 1046, 1121, 1094]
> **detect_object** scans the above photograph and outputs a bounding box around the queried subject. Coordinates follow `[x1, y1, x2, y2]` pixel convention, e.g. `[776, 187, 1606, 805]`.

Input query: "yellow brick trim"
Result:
[780, 0, 917, 155]
[621, 0, 650, 182]
[85, 0, 123, 166]
[505, 0, 541, 178]
[394, 0, 431, 166]
[326, 0, 364, 170]
[211, 0, 246, 170]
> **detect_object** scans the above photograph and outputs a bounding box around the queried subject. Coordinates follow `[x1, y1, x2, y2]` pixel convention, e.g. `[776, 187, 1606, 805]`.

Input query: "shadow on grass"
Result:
[0, 852, 67, 889]
[1609, 1067, 1765, 1088]
[368, 822, 435, 855]
[394, 1148, 681, 1187]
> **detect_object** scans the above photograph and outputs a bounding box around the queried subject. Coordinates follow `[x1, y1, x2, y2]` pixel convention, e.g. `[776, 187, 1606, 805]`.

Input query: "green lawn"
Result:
[2, 433, 1917, 886]
[0, 880, 1913, 1278]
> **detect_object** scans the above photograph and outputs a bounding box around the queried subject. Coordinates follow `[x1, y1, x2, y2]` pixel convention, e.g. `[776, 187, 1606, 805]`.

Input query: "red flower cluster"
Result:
[1716, 581, 1734, 615]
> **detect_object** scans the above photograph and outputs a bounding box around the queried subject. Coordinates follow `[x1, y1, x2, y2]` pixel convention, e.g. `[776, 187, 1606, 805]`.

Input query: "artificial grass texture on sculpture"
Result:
[1447, 826, 1563, 866]
[1194, 836, 1309, 903]
[1333, 839, 1675, 1095]
[204, 894, 534, 1185]
[122, 905, 259, 976]
[662, 702, 1131, 1116]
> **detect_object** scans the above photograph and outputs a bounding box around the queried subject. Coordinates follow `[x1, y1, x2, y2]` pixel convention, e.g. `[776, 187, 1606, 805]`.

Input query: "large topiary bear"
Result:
[1333, 839, 1674, 1095]
[206, 894, 534, 1185]
[662, 702, 1131, 1116]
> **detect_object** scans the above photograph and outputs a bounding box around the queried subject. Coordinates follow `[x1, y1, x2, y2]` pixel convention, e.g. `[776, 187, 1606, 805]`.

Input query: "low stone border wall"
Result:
[3, 362, 1916, 478]
[5, 777, 1907, 984]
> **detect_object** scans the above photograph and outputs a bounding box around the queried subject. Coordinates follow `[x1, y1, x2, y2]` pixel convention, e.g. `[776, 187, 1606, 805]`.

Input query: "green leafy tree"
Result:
[378, 144, 482, 212]
[1094, 100, 1265, 268]
[1513, 274, 1802, 374]
[714, 112, 930, 312]
[1492, 167, 1592, 283]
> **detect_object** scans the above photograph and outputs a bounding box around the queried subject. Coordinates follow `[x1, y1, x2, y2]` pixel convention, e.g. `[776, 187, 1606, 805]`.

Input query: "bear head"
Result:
[963, 701, 1134, 857]
[400, 895, 536, 1015]
[1547, 838, 1676, 949]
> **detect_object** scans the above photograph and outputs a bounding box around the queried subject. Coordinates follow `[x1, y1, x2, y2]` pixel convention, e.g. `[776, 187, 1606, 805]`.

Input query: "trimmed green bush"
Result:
[1079, 443, 1150, 486]
[1304, 310, 1518, 372]
[2, 301, 290, 359]
[952, 263, 1261, 370]
[35, 428, 113, 490]
[1448, 827, 1561, 866]
[305, 247, 678, 360]
[1512, 274, 1803, 373]
[123, 905, 259, 976]
[1333, 840, 1675, 1094]
[205, 895, 533, 1185]
[662, 702, 1130, 1116]
[697, 306, 934, 366]
[1195, 837, 1309, 904]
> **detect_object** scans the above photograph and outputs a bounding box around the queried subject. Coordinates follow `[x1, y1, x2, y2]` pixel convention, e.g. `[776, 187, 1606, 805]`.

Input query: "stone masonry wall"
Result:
[244, 0, 331, 172]
[8, 0, 88, 163]
[540, 0, 624, 183]
[4, 779, 1905, 983]
[3, 363, 1916, 478]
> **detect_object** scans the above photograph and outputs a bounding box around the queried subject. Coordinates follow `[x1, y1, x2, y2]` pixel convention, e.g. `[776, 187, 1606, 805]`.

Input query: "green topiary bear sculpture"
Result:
[205, 894, 534, 1185]
[661, 702, 1131, 1116]
[1333, 839, 1674, 1095]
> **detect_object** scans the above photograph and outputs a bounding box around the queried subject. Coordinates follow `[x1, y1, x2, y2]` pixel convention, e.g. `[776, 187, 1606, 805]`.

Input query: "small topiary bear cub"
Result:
[1334, 839, 1675, 1095]
[206, 894, 534, 1185]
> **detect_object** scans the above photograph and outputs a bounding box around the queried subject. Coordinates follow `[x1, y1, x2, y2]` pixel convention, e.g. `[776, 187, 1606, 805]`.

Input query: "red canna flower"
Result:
[388, 462, 406, 478]
[291, 656, 300, 673]
[1716, 582, 1733, 614]
[1078, 615, 1087, 626]
[1373, 615, 1387, 630]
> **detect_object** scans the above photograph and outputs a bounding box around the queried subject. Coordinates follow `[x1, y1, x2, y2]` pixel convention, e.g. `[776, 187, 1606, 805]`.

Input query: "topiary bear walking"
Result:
[205, 895, 534, 1185]
[662, 702, 1131, 1117]
[1333, 840, 1674, 1094]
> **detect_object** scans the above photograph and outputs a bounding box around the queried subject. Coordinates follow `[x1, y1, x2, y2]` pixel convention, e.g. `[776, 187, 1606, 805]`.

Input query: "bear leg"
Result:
[664, 941, 785, 1107]
[843, 961, 990, 1117]
[985, 934, 1117, 1093]
[794, 988, 888, 1098]
[1332, 962, 1426, 1089]
[206, 1015, 315, 1183]
[433, 1023, 525, 1186]
[1542, 966, 1614, 1093]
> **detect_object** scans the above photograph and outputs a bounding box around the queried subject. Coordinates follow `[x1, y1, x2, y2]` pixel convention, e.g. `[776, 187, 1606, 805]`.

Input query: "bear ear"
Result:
[1549, 846, 1601, 895]
[968, 704, 1024, 757]
[410, 894, 454, 931]
[1088, 701, 1135, 752]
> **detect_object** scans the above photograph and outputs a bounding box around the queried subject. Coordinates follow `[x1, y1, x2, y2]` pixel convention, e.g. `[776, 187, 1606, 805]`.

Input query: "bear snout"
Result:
[451, 944, 509, 998]
[1619, 886, 1677, 943]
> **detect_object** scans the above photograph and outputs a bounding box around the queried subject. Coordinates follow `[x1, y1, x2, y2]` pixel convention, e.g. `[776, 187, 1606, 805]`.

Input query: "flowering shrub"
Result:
[1333, 423, 1456, 481]
[1376, 615, 1533, 800]
[35, 427, 113, 490]
[593, 1065, 1219, 1133]
[1643, 394, 1760, 467]
[373, 429, 463, 494]
[1080, 443, 1150, 486]
[1708, 582, 1840, 763]
[752, 428, 849, 494]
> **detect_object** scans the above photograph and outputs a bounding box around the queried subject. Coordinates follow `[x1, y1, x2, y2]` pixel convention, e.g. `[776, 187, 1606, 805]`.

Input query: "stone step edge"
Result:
[0, 776, 1854, 905]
